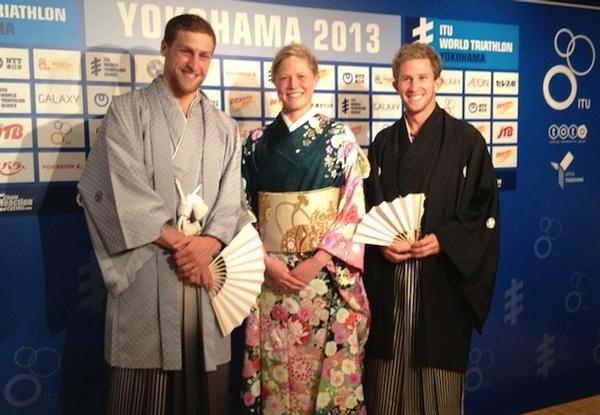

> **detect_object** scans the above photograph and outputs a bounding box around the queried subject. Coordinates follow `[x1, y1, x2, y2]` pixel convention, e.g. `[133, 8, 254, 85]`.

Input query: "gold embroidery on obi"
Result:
[258, 187, 340, 254]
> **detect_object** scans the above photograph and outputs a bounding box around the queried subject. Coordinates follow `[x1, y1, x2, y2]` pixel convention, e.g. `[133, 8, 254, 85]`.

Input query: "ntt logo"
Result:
[548, 124, 588, 141]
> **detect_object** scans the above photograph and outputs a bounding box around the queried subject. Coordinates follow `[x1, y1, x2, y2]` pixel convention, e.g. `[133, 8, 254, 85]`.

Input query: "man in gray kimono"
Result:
[78, 14, 244, 415]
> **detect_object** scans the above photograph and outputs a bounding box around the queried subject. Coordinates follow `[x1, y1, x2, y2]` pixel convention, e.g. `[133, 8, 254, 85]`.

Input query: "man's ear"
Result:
[434, 76, 443, 92]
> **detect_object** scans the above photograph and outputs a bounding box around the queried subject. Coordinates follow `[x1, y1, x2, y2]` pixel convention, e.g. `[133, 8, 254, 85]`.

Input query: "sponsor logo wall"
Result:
[405, 17, 520, 190]
[0, 2, 599, 415]
[0, 3, 522, 218]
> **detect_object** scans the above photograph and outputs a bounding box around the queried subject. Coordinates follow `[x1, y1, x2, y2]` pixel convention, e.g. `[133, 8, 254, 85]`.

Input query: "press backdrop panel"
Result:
[0, 1, 598, 414]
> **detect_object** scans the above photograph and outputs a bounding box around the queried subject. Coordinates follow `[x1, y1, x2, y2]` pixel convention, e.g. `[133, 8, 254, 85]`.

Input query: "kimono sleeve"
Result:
[434, 132, 499, 279]
[318, 125, 370, 273]
[434, 130, 500, 329]
[363, 130, 387, 210]
[78, 94, 171, 256]
[201, 116, 249, 243]
[240, 128, 264, 218]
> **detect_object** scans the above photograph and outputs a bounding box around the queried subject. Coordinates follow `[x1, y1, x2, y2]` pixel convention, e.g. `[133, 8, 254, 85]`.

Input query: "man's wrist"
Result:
[201, 234, 223, 253]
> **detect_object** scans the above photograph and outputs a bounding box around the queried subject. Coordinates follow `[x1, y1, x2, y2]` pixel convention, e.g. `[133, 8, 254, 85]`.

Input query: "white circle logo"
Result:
[542, 28, 595, 111]
[3, 347, 61, 407]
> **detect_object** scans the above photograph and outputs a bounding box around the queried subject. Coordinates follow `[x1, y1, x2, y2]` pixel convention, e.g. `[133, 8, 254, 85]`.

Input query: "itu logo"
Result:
[50, 120, 72, 145]
[504, 278, 524, 326]
[411, 17, 434, 44]
[564, 272, 591, 314]
[534, 217, 562, 259]
[536, 333, 555, 378]
[543, 28, 595, 111]
[466, 348, 494, 391]
[341, 98, 350, 114]
[78, 252, 106, 314]
[3, 346, 61, 407]
[551, 151, 584, 188]
[90, 57, 101, 76]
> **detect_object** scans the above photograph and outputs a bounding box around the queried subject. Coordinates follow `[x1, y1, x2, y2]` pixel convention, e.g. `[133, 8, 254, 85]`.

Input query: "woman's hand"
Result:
[290, 250, 332, 286]
[264, 255, 305, 292]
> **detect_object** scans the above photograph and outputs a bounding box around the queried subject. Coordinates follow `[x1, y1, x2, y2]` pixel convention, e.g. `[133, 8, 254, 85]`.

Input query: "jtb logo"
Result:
[0, 124, 24, 140]
[543, 28, 595, 111]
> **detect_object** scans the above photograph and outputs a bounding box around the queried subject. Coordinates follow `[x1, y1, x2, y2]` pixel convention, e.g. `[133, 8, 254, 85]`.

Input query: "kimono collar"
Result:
[403, 104, 442, 142]
[404, 115, 416, 143]
[282, 107, 318, 132]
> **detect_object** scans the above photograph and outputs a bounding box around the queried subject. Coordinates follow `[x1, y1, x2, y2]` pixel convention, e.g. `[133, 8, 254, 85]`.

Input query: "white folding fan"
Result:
[353, 193, 426, 250]
[208, 223, 265, 336]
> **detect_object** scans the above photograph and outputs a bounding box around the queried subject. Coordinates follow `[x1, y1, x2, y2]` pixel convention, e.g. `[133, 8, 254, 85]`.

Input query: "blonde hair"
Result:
[392, 43, 442, 80]
[270, 43, 318, 83]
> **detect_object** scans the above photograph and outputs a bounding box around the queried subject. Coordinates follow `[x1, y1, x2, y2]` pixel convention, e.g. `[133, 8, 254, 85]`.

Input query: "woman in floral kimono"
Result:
[240, 43, 370, 415]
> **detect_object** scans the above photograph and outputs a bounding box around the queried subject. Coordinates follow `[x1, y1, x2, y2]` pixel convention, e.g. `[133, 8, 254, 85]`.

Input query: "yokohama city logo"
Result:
[550, 151, 583, 188]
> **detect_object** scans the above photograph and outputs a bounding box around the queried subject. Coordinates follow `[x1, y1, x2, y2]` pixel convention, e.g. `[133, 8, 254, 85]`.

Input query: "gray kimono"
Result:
[78, 78, 244, 371]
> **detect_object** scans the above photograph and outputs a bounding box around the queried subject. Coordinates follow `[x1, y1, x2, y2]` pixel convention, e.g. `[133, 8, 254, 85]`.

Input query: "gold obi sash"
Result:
[258, 186, 340, 254]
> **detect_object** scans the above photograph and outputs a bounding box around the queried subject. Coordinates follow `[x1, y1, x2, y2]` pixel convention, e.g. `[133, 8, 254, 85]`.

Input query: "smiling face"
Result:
[274, 56, 318, 122]
[160, 30, 214, 100]
[393, 58, 442, 120]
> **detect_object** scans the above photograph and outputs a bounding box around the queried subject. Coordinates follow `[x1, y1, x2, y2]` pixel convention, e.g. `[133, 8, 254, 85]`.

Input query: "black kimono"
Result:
[363, 105, 500, 414]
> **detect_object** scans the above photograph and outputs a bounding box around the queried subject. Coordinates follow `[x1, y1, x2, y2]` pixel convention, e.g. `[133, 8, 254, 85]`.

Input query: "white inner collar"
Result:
[282, 107, 318, 133]
[404, 115, 416, 143]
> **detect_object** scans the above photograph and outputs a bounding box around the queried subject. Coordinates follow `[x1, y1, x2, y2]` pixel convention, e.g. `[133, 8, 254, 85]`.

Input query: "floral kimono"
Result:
[241, 111, 370, 415]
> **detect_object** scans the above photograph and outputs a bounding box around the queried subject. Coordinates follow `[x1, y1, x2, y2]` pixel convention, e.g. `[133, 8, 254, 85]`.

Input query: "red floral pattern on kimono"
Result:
[241, 113, 370, 414]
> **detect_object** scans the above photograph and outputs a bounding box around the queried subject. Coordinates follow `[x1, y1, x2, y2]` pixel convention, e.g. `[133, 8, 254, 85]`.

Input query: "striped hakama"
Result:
[106, 284, 229, 415]
[365, 259, 465, 415]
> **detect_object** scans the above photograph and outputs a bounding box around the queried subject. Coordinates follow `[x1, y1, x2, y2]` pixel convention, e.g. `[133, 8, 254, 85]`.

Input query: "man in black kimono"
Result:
[363, 43, 500, 415]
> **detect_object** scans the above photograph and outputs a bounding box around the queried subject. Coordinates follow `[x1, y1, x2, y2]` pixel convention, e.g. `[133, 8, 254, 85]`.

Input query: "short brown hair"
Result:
[163, 14, 216, 49]
[392, 43, 442, 80]
[270, 43, 318, 83]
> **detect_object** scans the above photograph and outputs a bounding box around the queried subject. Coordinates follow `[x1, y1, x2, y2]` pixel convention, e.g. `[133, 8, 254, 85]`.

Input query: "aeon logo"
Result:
[542, 28, 595, 110]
